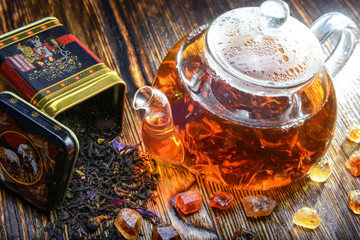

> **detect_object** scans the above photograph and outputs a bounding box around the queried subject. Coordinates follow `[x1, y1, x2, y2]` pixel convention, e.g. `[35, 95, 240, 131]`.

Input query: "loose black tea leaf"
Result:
[44, 99, 159, 239]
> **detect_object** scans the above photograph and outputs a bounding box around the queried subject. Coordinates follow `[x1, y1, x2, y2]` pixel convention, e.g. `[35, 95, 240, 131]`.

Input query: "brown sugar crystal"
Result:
[309, 158, 333, 182]
[349, 190, 360, 214]
[210, 191, 234, 210]
[345, 151, 360, 177]
[114, 208, 143, 240]
[347, 124, 360, 143]
[292, 207, 321, 229]
[174, 189, 202, 215]
[240, 195, 276, 217]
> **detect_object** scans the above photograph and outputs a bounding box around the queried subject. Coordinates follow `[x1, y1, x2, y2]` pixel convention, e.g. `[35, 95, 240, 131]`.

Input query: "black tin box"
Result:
[0, 91, 78, 211]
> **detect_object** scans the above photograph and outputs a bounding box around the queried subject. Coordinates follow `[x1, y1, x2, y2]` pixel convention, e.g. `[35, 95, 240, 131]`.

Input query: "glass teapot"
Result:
[133, 0, 359, 190]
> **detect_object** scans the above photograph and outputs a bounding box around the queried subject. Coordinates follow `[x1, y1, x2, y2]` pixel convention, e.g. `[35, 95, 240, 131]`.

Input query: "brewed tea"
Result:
[152, 29, 336, 190]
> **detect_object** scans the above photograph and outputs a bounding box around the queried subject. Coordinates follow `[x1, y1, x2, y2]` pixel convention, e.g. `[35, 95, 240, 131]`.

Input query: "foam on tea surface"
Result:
[206, 7, 323, 88]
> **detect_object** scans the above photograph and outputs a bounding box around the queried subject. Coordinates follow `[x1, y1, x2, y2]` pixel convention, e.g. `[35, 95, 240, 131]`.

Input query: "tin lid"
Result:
[0, 91, 79, 211]
[0, 17, 126, 142]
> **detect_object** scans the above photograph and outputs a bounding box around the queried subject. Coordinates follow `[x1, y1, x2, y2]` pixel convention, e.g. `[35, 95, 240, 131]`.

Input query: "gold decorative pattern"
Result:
[9, 98, 18, 104]
[53, 125, 62, 131]
[0, 20, 62, 50]
[31, 112, 40, 117]
[31, 63, 104, 107]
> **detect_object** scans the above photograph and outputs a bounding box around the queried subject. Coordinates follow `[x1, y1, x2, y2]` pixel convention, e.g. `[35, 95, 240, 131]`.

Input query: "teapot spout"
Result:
[133, 86, 184, 165]
[133, 86, 173, 128]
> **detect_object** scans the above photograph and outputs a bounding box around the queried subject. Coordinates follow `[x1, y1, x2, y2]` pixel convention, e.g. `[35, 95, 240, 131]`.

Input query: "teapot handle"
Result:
[311, 12, 359, 77]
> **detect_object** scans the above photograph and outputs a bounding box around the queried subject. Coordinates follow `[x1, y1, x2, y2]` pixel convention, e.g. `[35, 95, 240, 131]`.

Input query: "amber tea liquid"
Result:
[141, 114, 184, 165]
[151, 29, 337, 190]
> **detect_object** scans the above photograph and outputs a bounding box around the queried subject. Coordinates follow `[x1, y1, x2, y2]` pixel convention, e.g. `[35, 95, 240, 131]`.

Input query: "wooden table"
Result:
[1, 0, 360, 239]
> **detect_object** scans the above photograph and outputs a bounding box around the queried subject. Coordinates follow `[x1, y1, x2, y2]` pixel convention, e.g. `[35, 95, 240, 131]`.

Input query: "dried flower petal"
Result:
[75, 170, 85, 176]
[136, 209, 161, 222]
[112, 138, 125, 152]
[80, 228, 88, 236]
[109, 197, 124, 208]
[86, 188, 99, 201]
[97, 215, 108, 220]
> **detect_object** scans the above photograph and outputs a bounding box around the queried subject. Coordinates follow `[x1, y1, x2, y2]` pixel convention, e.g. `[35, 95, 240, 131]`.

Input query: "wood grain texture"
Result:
[0, 0, 360, 239]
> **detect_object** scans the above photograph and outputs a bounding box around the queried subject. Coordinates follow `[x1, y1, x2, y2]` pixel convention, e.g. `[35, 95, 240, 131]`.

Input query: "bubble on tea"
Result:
[219, 33, 313, 85]
[206, 7, 322, 88]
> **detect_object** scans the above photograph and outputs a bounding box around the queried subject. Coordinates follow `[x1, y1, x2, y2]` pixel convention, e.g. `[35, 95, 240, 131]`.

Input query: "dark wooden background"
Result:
[1, 0, 360, 239]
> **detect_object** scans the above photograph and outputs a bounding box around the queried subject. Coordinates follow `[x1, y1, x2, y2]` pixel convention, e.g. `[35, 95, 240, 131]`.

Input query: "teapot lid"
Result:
[206, 0, 322, 88]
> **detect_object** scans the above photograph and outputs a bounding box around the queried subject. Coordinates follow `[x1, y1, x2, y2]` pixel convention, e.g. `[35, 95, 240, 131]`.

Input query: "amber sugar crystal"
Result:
[210, 191, 234, 210]
[349, 190, 360, 214]
[292, 207, 321, 229]
[309, 158, 334, 182]
[347, 123, 360, 143]
[114, 208, 143, 240]
[345, 151, 360, 177]
[240, 195, 276, 217]
[174, 189, 202, 215]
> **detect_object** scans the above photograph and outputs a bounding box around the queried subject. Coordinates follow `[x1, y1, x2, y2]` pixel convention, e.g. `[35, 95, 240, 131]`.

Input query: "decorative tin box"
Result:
[0, 17, 126, 210]
[0, 91, 79, 211]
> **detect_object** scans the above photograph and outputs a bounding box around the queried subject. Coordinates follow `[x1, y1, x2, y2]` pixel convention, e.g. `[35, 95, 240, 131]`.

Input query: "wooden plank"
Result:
[0, 0, 359, 239]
